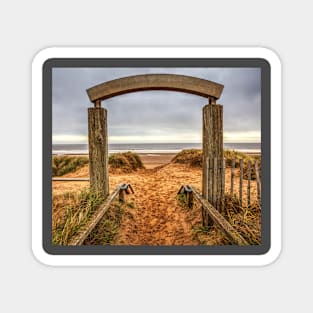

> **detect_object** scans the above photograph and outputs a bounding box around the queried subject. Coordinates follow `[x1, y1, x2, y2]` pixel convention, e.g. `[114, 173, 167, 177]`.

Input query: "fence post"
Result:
[88, 105, 109, 198]
[230, 159, 235, 197]
[186, 191, 194, 209]
[221, 159, 225, 212]
[202, 103, 223, 225]
[239, 159, 243, 205]
[255, 160, 261, 204]
[202, 157, 209, 226]
[119, 189, 125, 202]
[247, 160, 251, 207]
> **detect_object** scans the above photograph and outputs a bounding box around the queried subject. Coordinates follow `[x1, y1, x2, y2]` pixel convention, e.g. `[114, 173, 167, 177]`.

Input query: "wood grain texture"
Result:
[239, 159, 243, 205]
[255, 160, 261, 203]
[202, 104, 224, 225]
[230, 159, 235, 197]
[87, 74, 224, 101]
[88, 107, 109, 198]
[247, 160, 251, 207]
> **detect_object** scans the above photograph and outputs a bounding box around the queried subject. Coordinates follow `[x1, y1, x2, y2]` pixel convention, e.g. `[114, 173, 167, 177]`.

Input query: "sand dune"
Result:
[52, 155, 258, 245]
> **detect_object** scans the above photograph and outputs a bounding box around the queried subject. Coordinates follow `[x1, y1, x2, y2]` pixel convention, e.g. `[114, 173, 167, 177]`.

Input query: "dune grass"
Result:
[109, 151, 144, 172]
[52, 155, 89, 176]
[52, 189, 104, 245]
[52, 152, 145, 176]
[172, 149, 261, 179]
[186, 194, 261, 245]
[52, 188, 127, 245]
[171, 149, 202, 167]
[222, 195, 261, 245]
[83, 201, 124, 245]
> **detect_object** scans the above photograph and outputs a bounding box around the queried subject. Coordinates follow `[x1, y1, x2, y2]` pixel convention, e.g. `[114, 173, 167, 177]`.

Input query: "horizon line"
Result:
[53, 141, 261, 145]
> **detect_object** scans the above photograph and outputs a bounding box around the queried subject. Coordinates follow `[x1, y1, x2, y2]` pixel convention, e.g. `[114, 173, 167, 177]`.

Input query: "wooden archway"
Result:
[87, 74, 223, 104]
[86, 74, 224, 225]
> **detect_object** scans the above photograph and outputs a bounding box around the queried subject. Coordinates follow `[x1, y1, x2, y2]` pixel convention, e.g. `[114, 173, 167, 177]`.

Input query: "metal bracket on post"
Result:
[94, 100, 101, 108]
[208, 96, 216, 105]
[177, 185, 193, 208]
[119, 183, 135, 202]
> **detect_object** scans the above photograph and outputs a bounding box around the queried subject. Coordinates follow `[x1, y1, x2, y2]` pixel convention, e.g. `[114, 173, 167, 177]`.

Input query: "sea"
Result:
[52, 142, 261, 155]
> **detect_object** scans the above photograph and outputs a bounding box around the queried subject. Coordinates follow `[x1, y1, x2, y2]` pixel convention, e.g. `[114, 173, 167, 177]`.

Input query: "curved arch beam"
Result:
[86, 74, 224, 102]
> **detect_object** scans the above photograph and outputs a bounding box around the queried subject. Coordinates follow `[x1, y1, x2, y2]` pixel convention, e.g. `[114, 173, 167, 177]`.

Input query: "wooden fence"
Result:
[178, 185, 248, 245]
[225, 158, 261, 206]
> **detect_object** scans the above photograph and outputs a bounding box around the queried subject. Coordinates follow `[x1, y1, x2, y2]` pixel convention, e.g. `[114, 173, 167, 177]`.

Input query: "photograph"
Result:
[51, 65, 263, 248]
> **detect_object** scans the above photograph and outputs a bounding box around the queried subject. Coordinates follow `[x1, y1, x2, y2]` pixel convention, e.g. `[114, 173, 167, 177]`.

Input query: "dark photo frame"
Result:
[42, 57, 270, 256]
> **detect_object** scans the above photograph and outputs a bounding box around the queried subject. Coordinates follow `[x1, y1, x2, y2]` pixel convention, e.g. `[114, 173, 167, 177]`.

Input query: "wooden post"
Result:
[202, 103, 223, 225]
[230, 159, 235, 197]
[212, 157, 218, 207]
[255, 160, 261, 204]
[202, 157, 209, 225]
[208, 158, 213, 204]
[186, 191, 194, 209]
[247, 160, 251, 207]
[221, 159, 225, 212]
[88, 106, 109, 198]
[239, 159, 243, 205]
[119, 189, 125, 202]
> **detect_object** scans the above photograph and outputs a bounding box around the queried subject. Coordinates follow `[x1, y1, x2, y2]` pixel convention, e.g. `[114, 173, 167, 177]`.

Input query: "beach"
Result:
[137, 153, 176, 168]
[52, 151, 260, 245]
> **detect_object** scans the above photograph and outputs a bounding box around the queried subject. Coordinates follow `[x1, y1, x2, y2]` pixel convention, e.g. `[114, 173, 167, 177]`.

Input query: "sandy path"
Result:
[53, 161, 258, 245]
[109, 164, 201, 245]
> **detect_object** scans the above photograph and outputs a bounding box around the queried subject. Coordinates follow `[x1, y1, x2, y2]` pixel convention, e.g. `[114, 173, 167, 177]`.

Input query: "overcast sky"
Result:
[52, 67, 261, 144]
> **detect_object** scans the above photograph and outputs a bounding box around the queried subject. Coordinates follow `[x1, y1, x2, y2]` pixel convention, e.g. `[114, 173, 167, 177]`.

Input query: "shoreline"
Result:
[52, 150, 261, 155]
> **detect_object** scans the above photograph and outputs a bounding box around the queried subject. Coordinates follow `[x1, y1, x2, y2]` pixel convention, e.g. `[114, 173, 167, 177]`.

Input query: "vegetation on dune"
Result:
[52, 187, 131, 245]
[222, 195, 261, 245]
[224, 150, 261, 180]
[83, 201, 124, 245]
[52, 189, 104, 245]
[171, 149, 261, 180]
[223, 149, 256, 166]
[183, 194, 261, 245]
[109, 151, 144, 173]
[52, 155, 89, 176]
[171, 149, 203, 167]
[52, 152, 145, 176]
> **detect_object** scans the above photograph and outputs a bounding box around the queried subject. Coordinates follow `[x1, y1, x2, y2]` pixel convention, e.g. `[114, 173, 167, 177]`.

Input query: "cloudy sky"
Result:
[52, 67, 261, 144]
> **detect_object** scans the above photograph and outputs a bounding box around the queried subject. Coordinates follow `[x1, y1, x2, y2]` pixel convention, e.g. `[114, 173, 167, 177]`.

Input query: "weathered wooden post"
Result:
[119, 189, 125, 203]
[202, 98, 224, 226]
[239, 159, 243, 205]
[186, 189, 194, 209]
[88, 100, 109, 198]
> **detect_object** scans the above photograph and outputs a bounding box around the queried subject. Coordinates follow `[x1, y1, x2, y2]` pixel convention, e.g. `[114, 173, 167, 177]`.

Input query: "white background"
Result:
[0, 0, 311, 312]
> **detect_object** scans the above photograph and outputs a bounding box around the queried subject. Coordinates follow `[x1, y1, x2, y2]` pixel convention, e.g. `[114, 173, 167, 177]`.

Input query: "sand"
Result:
[52, 153, 259, 245]
[137, 153, 175, 169]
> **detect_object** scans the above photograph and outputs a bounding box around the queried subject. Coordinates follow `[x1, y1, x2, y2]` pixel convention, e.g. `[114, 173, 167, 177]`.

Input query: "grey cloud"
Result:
[52, 67, 260, 141]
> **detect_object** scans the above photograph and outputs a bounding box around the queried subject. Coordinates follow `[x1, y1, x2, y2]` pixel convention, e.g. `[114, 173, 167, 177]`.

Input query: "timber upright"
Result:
[202, 97, 224, 226]
[88, 99, 109, 198]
